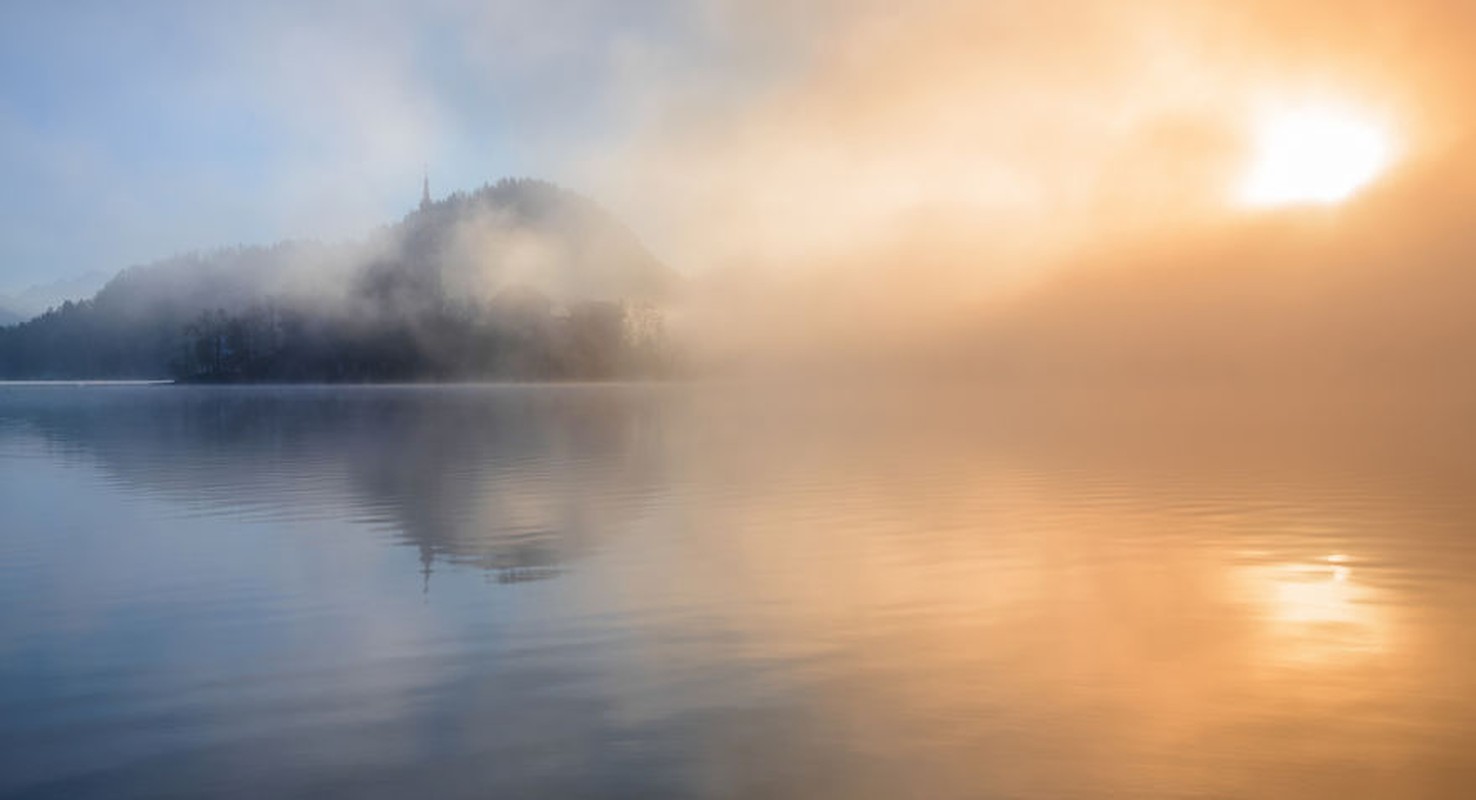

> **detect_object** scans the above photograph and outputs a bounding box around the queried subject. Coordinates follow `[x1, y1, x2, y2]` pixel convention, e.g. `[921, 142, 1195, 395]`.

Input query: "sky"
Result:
[0, 0, 714, 292]
[3, 0, 1476, 379]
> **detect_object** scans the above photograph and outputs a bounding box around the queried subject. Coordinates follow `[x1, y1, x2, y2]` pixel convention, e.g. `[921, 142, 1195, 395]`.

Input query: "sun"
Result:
[1237, 105, 1396, 207]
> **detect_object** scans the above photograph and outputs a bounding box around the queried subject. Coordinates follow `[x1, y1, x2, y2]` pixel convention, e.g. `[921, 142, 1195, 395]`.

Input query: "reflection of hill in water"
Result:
[0, 385, 675, 587]
[6, 383, 1476, 594]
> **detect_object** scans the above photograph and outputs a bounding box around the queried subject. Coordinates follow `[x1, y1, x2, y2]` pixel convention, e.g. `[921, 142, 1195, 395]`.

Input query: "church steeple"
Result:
[420, 168, 431, 211]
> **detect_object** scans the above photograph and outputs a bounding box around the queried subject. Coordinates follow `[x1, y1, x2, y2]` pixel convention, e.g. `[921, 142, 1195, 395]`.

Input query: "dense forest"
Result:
[0, 179, 678, 381]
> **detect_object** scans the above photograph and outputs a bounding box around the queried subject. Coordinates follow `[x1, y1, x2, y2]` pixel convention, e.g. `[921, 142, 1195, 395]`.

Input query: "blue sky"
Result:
[0, 0, 706, 292]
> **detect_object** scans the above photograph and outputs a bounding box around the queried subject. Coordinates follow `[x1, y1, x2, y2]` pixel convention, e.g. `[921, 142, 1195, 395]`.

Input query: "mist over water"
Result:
[6, 1, 1476, 797]
[2, 383, 1474, 799]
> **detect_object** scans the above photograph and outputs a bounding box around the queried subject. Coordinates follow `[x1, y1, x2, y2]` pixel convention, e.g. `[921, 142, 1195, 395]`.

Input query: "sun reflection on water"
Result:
[1241, 553, 1391, 667]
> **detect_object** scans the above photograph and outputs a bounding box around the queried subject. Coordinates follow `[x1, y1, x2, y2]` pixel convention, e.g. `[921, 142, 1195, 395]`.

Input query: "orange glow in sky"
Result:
[1237, 105, 1397, 207]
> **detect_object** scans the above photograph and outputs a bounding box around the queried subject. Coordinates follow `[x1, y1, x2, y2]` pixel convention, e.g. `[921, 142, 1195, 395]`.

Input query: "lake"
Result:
[1, 383, 1473, 798]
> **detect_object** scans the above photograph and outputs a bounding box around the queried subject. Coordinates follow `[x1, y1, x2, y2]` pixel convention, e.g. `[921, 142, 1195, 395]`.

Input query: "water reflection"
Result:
[1239, 552, 1392, 667]
[0, 385, 1474, 798]
[0, 385, 673, 589]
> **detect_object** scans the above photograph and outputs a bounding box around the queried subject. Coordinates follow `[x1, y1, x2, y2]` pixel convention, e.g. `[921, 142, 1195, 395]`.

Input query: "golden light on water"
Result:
[1241, 552, 1391, 667]
[1238, 105, 1397, 207]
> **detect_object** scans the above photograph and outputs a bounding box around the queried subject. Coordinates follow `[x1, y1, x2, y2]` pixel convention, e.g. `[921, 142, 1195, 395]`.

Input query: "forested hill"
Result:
[0, 179, 678, 381]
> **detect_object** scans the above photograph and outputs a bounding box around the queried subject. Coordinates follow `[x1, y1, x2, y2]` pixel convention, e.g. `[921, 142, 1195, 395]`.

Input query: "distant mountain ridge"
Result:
[0, 272, 108, 325]
[0, 179, 678, 381]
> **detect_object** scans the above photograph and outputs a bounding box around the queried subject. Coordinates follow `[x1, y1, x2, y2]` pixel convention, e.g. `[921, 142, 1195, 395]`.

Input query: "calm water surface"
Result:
[0, 384, 1473, 798]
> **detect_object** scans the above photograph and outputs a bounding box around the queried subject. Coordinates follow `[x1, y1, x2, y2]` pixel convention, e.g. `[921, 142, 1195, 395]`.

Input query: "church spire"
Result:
[420, 167, 431, 211]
